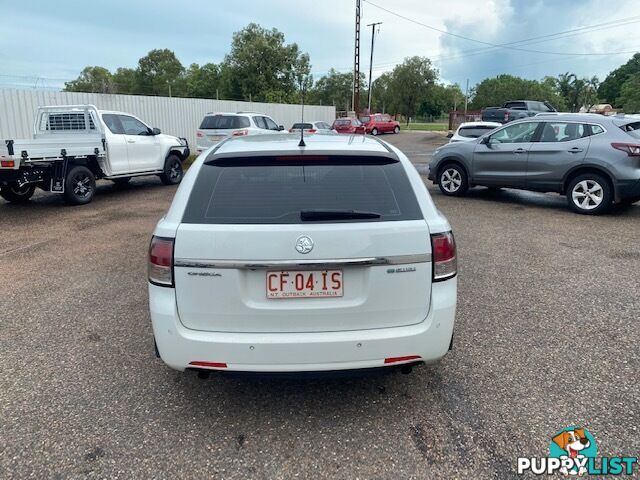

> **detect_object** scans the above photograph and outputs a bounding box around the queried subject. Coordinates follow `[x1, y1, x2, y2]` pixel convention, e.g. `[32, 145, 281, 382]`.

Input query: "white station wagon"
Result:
[148, 133, 457, 374]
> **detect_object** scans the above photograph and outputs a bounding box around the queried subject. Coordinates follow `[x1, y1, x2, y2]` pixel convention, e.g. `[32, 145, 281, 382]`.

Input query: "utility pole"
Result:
[366, 22, 382, 113]
[464, 78, 469, 116]
[352, 0, 361, 114]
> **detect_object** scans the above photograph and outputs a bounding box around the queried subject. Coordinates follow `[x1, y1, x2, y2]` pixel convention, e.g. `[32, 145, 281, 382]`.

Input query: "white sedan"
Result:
[148, 134, 457, 375]
[450, 121, 501, 143]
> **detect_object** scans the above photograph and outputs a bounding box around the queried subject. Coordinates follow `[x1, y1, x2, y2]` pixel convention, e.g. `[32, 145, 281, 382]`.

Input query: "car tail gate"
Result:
[172, 155, 433, 333]
[197, 115, 250, 149]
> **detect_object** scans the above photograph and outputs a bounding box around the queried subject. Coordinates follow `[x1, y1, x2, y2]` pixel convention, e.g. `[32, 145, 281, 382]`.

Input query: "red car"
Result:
[359, 114, 400, 135]
[331, 118, 365, 134]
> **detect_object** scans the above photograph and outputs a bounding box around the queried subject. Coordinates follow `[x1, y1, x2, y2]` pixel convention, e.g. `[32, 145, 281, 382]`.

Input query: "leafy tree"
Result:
[386, 57, 438, 123]
[136, 49, 185, 96]
[419, 83, 464, 118]
[112, 67, 137, 94]
[599, 53, 640, 106]
[617, 73, 640, 112]
[63, 66, 113, 93]
[221, 23, 310, 102]
[370, 72, 393, 113]
[310, 69, 364, 111]
[184, 63, 220, 98]
[470, 74, 564, 110]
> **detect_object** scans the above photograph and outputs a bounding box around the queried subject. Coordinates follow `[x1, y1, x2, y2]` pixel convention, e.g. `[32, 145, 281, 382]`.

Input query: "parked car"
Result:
[331, 117, 365, 134]
[148, 133, 457, 375]
[289, 121, 336, 135]
[360, 113, 401, 135]
[0, 105, 189, 205]
[196, 112, 285, 154]
[450, 121, 501, 143]
[481, 100, 557, 124]
[428, 113, 640, 214]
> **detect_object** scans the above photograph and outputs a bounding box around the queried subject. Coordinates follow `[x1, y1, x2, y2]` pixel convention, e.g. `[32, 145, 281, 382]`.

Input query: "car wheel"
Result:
[438, 164, 469, 196]
[0, 184, 36, 203]
[160, 155, 183, 185]
[111, 177, 131, 185]
[371, 128, 378, 136]
[64, 166, 96, 205]
[567, 173, 612, 215]
[394, 126, 400, 134]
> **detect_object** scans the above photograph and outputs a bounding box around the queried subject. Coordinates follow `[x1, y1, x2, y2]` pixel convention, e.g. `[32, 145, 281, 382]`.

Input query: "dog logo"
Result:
[550, 427, 597, 476]
[295, 235, 314, 254]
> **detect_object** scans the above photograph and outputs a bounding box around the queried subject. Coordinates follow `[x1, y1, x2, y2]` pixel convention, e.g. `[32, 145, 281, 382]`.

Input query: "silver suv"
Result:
[195, 112, 285, 154]
[429, 114, 640, 214]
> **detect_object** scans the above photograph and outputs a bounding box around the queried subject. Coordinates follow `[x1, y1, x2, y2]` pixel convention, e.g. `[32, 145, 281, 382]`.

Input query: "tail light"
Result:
[611, 142, 640, 156]
[1, 160, 15, 168]
[196, 131, 203, 138]
[307, 129, 317, 133]
[431, 231, 457, 281]
[148, 236, 174, 287]
[232, 129, 248, 137]
[504, 112, 509, 122]
[288, 128, 294, 132]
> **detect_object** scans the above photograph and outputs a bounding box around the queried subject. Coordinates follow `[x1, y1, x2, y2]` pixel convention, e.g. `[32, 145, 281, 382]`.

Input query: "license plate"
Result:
[266, 270, 343, 299]
[207, 135, 225, 142]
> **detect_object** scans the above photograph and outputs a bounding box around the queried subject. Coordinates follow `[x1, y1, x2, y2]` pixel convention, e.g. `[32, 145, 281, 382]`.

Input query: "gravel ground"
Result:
[1, 131, 639, 479]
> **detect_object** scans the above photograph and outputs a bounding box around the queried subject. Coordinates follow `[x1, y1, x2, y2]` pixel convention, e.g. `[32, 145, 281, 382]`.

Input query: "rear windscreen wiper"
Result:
[300, 210, 382, 221]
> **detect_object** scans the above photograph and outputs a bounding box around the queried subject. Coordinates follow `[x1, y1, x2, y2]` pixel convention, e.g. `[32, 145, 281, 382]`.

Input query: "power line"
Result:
[363, 0, 640, 57]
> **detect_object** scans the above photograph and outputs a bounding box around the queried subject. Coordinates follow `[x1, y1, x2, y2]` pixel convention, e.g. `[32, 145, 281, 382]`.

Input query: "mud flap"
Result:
[50, 156, 68, 193]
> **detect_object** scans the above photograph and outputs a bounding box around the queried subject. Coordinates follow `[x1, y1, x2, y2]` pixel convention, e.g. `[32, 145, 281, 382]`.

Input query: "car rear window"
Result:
[458, 125, 497, 138]
[200, 115, 250, 130]
[182, 156, 422, 224]
[334, 119, 351, 125]
[292, 123, 313, 129]
[359, 116, 371, 123]
[504, 102, 527, 110]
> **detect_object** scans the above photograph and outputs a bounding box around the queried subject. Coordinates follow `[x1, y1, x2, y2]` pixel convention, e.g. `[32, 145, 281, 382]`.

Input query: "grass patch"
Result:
[403, 123, 448, 132]
[183, 154, 197, 170]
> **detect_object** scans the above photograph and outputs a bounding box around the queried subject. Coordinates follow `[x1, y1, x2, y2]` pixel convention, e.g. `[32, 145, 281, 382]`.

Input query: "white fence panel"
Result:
[0, 88, 336, 152]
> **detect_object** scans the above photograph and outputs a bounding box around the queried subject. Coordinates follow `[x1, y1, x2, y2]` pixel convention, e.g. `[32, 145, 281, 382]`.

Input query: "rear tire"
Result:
[438, 163, 469, 196]
[159, 155, 183, 185]
[0, 184, 36, 203]
[566, 173, 612, 215]
[371, 128, 378, 136]
[394, 126, 400, 134]
[64, 166, 96, 205]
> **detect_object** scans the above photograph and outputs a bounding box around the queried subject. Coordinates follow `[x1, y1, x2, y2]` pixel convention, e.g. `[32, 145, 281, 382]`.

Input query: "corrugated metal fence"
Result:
[0, 88, 336, 151]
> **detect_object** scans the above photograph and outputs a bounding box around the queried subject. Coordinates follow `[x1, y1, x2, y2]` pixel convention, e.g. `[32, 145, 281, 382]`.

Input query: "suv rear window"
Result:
[183, 156, 422, 224]
[200, 115, 250, 130]
[458, 125, 496, 138]
[291, 123, 313, 129]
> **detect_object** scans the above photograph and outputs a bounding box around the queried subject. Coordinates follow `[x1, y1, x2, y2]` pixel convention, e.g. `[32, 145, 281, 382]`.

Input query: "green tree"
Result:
[310, 69, 364, 111]
[617, 73, 640, 112]
[184, 63, 220, 98]
[112, 67, 137, 94]
[387, 56, 438, 123]
[470, 74, 564, 110]
[370, 72, 394, 113]
[136, 49, 185, 96]
[599, 53, 640, 106]
[64, 66, 113, 93]
[419, 83, 464, 118]
[221, 23, 310, 102]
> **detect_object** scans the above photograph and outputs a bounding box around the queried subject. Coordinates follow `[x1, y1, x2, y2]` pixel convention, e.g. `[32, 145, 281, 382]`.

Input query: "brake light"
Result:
[196, 131, 203, 138]
[504, 112, 509, 122]
[384, 355, 422, 364]
[148, 236, 174, 287]
[611, 142, 640, 156]
[1, 160, 14, 168]
[232, 129, 248, 137]
[431, 231, 457, 281]
[189, 361, 227, 369]
[288, 128, 293, 132]
[307, 129, 317, 133]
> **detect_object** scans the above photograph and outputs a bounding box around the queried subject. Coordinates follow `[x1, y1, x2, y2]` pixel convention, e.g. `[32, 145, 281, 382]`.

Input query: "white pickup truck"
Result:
[0, 105, 190, 205]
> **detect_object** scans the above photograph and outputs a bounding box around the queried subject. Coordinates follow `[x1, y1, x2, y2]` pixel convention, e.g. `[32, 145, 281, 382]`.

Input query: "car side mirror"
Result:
[151, 127, 161, 135]
[278, 125, 284, 131]
[480, 136, 490, 145]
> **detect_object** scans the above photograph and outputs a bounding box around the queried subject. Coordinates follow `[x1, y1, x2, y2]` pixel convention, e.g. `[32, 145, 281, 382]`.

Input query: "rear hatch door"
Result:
[197, 115, 250, 150]
[174, 154, 432, 333]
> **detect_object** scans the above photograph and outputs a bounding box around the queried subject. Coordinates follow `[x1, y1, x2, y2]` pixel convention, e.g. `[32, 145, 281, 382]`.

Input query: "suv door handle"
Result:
[514, 148, 527, 154]
[127, 140, 136, 144]
[568, 147, 583, 153]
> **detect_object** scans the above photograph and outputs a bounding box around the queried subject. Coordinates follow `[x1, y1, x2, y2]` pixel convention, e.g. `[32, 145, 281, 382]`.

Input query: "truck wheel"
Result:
[438, 163, 469, 196]
[0, 184, 36, 203]
[567, 173, 612, 215]
[159, 155, 183, 185]
[64, 166, 96, 205]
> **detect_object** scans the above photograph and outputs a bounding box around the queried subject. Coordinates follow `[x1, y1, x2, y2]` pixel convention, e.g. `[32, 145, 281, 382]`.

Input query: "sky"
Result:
[1, 0, 640, 91]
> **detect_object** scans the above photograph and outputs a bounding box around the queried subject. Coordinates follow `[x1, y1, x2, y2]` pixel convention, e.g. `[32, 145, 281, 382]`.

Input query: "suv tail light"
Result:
[148, 236, 174, 287]
[503, 112, 509, 122]
[232, 129, 248, 137]
[431, 231, 457, 281]
[611, 142, 640, 156]
[307, 128, 317, 133]
[196, 131, 203, 138]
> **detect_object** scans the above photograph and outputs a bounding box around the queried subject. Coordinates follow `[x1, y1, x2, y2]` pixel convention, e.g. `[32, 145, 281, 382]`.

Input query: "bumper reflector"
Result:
[384, 355, 422, 364]
[189, 361, 228, 369]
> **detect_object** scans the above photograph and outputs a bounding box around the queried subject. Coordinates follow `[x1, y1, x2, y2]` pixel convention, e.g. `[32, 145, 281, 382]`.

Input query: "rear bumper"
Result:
[149, 278, 456, 373]
[616, 178, 640, 202]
